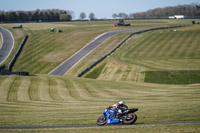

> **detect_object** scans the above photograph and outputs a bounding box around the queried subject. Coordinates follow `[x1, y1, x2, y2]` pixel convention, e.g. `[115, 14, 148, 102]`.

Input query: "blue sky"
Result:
[0, 0, 199, 19]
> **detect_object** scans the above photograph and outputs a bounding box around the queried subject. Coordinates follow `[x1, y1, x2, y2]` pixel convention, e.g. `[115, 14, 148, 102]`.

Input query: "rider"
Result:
[109, 101, 128, 116]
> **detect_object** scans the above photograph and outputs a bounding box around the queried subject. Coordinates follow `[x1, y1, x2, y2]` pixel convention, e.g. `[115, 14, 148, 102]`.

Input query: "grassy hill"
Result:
[82, 24, 200, 84]
[0, 20, 192, 74]
[0, 21, 142, 73]
[0, 74, 199, 132]
[0, 20, 200, 132]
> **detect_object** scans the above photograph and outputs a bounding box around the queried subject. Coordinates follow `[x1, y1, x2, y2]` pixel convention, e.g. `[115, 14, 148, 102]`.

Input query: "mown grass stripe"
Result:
[133, 59, 200, 70]
[37, 76, 52, 101]
[140, 32, 165, 58]
[48, 77, 63, 100]
[32, 63, 51, 74]
[174, 31, 193, 58]
[185, 31, 200, 58]
[14, 33, 56, 60]
[27, 32, 53, 45]
[130, 33, 156, 58]
[28, 37, 57, 54]
[18, 37, 56, 63]
[165, 31, 188, 58]
[0, 76, 15, 102]
[85, 81, 113, 98]
[192, 32, 200, 58]
[64, 78, 83, 100]
[55, 78, 75, 101]
[39, 63, 57, 74]
[14, 39, 63, 74]
[28, 77, 40, 101]
[153, 31, 175, 58]
[161, 32, 180, 58]
[17, 77, 31, 102]
[7, 77, 22, 101]
[74, 80, 97, 99]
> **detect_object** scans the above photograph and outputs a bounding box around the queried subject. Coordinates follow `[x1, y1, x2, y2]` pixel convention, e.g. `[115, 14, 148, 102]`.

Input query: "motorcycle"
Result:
[97, 105, 138, 125]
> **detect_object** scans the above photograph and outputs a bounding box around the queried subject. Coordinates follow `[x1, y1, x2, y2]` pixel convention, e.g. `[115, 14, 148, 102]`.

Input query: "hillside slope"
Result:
[0, 74, 199, 127]
[83, 24, 200, 84]
[0, 20, 191, 74]
[0, 20, 199, 132]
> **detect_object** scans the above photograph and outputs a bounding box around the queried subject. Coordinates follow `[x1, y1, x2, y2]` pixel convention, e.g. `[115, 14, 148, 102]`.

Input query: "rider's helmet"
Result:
[118, 101, 125, 105]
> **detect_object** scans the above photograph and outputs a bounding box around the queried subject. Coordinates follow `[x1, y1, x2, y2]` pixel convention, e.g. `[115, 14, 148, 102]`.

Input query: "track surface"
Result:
[0, 27, 14, 64]
[0, 121, 199, 129]
[49, 28, 144, 75]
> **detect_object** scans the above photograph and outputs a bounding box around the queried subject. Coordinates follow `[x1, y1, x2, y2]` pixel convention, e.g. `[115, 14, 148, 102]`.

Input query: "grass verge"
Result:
[85, 63, 106, 79]
[145, 70, 200, 84]
[0, 123, 200, 133]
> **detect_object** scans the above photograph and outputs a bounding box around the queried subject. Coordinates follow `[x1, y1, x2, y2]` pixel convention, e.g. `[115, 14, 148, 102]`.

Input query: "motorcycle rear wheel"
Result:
[97, 115, 107, 126]
[123, 113, 137, 124]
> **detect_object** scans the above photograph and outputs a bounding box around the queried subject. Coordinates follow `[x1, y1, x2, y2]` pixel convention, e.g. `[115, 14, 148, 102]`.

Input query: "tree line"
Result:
[0, 9, 72, 22]
[131, 4, 200, 19]
[112, 4, 200, 19]
[1, 4, 199, 22]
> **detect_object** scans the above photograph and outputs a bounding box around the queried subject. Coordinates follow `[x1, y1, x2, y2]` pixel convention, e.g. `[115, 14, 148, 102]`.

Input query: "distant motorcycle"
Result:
[97, 105, 138, 125]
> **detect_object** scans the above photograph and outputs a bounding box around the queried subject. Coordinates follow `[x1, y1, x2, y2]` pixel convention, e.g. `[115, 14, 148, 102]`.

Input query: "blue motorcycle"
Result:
[97, 105, 138, 125]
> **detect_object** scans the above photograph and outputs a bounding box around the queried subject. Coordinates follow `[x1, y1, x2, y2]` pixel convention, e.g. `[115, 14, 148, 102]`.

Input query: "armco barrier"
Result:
[0, 70, 28, 76]
[77, 25, 185, 77]
[0, 64, 5, 71]
[8, 34, 28, 71]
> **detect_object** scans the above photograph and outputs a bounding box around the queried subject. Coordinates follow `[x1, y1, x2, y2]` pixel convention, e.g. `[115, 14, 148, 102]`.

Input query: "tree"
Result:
[67, 10, 75, 19]
[112, 13, 129, 19]
[129, 13, 134, 19]
[18, 12, 26, 21]
[0, 13, 5, 22]
[112, 13, 119, 19]
[38, 12, 44, 20]
[119, 12, 129, 19]
[27, 12, 32, 21]
[80, 12, 86, 20]
[89, 13, 95, 20]
[9, 12, 17, 21]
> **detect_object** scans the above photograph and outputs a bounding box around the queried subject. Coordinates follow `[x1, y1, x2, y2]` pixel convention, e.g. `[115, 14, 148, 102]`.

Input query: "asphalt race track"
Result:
[49, 29, 144, 75]
[0, 27, 14, 64]
[0, 121, 199, 129]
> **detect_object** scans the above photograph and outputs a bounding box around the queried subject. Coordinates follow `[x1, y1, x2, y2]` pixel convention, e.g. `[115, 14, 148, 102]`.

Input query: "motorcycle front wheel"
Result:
[123, 113, 137, 124]
[97, 115, 107, 126]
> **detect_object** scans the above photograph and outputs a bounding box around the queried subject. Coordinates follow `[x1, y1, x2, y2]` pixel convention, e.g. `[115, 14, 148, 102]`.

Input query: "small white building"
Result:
[169, 16, 175, 19]
[174, 15, 184, 19]
[169, 15, 184, 19]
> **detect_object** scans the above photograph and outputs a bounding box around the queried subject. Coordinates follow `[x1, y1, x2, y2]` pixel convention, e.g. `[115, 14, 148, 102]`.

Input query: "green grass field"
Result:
[0, 19, 192, 74]
[0, 20, 200, 132]
[0, 21, 141, 73]
[83, 24, 200, 84]
[0, 75, 199, 132]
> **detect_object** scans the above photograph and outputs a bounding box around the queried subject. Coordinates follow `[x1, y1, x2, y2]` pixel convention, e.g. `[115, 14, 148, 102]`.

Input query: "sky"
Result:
[0, 0, 200, 19]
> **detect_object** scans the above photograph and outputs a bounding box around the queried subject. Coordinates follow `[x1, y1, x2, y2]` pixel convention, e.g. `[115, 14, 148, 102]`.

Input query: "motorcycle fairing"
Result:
[104, 108, 120, 124]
